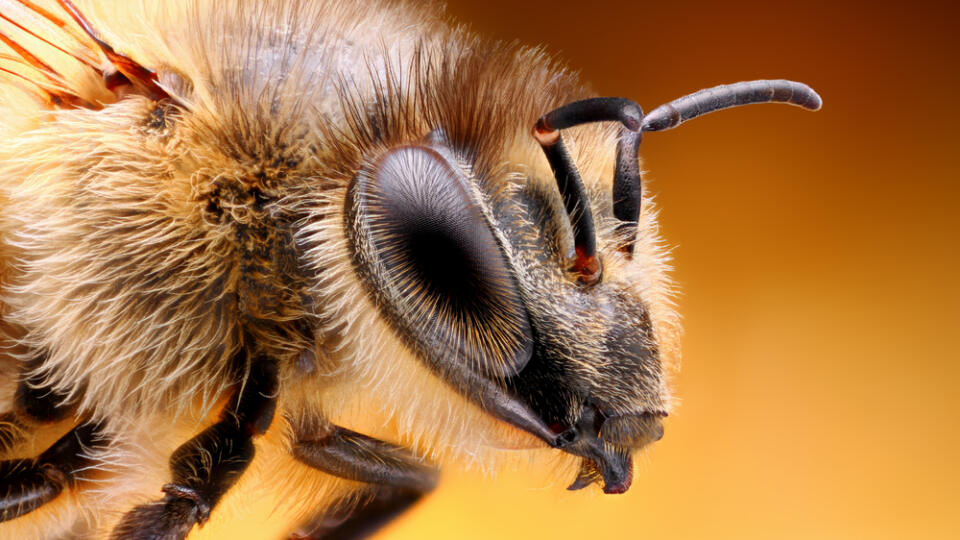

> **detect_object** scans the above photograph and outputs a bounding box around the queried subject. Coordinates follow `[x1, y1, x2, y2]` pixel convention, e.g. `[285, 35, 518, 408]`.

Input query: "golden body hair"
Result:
[0, 0, 823, 538]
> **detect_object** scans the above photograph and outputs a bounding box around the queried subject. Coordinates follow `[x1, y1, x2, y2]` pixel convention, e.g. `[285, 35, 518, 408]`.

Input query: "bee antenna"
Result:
[533, 81, 821, 262]
[534, 97, 646, 260]
[532, 129, 602, 285]
[536, 97, 643, 133]
[641, 79, 822, 133]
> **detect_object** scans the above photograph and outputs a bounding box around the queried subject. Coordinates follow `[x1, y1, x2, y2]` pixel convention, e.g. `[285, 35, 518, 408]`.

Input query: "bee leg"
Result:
[293, 426, 437, 494]
[291, 426, 438, 540]
[0, 356, 104, 522]
[0, 422, 104, 522]
[290, 486, 429, 540]
[1, 356, 74, 455]
[289, 485, 429, 540]
[111, 357, 278, 540]
[12, 356, 75, 425]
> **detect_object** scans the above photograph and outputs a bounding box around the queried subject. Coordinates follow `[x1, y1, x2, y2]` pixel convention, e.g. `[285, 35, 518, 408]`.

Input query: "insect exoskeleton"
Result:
[0, 0, 820, 538]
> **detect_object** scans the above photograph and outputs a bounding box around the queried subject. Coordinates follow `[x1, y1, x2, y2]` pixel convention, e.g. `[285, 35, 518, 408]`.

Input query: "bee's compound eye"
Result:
[348, 145, 533, 379]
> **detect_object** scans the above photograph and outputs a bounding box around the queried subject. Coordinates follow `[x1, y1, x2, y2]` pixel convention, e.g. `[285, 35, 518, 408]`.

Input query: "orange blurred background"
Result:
[372, 1, 960, 539]
[7, 0, 953, 538]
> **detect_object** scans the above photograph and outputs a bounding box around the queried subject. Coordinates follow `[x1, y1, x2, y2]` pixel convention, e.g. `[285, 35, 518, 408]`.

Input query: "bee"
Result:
[0, 0, 820, 538]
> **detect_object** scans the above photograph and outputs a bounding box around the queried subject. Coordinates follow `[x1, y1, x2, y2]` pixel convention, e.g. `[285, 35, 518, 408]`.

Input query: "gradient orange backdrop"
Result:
[8, 0, 950, 538]
[361, 1, 959, 539]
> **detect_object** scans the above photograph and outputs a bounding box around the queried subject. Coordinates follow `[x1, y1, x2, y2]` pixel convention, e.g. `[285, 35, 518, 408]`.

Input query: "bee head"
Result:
[345, 139, 665, 493]
[342, 76, 819, 493]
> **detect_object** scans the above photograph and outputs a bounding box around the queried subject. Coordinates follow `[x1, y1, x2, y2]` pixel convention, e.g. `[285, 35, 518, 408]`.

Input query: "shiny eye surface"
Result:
[348, 145, 533, 378]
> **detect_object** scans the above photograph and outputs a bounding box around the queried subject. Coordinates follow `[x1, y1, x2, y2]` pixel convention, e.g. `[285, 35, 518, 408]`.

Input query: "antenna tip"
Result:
[799, 83, 823, 111]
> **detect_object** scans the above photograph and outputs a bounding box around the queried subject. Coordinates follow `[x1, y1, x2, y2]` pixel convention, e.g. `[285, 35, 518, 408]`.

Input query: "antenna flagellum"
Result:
[532, 79, 821, 263]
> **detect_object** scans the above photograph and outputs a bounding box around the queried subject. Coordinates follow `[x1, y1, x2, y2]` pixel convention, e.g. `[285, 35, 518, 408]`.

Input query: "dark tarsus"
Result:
[111, 357, 278, 540]
[0, 422, 104, 522]
[0, 358, 105, 523]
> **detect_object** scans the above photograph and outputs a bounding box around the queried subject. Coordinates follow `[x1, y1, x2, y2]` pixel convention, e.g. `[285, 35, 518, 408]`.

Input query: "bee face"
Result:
[333, 53, 817, 492]
[345, 127, 670, 492]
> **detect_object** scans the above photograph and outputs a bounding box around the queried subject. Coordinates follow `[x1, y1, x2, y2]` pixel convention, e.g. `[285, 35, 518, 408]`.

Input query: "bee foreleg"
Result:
[111, 357, 279, 540]
[290, 485, 430, 540]
[293, 426, 437, 492]
[13, 355, 75, 425]
[1, 357, 75, 455]
[0, 357, 102, 522]
[291, 425, 438, 540]
[0, 422, 104, 522]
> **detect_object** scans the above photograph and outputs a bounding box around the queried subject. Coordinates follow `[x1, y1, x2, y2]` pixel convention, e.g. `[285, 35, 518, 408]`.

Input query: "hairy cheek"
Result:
[474, 423, 545, 451]
[308, 342, 544, 460]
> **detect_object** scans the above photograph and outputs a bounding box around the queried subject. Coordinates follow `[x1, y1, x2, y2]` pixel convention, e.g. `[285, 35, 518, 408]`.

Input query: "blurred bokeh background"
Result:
[376, 1, 959, 539]
[6, 0, 952, 538]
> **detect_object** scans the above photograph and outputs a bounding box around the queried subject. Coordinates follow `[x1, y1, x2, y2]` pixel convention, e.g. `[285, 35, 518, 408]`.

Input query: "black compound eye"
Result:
[349, 145, 533, 378]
